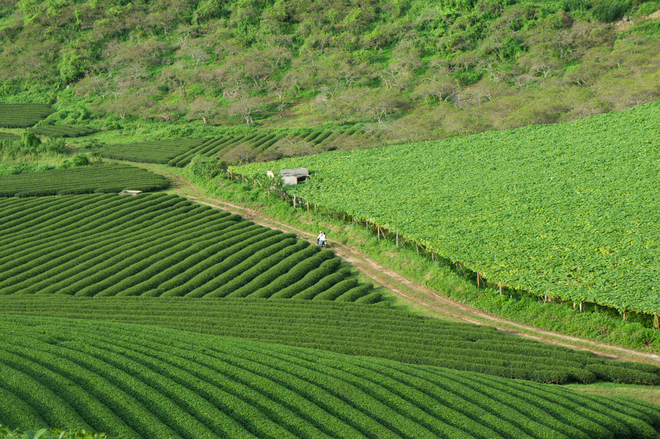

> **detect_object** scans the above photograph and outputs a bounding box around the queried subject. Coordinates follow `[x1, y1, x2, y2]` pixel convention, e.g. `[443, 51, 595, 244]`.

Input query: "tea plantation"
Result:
[0, 296, 656, 386]
[0, 165, 169, 197]
[1, 159, 659, 438]
[0, 193, 375, 302]
[1, 315, 659, 439]
[0, 103, 53, 128]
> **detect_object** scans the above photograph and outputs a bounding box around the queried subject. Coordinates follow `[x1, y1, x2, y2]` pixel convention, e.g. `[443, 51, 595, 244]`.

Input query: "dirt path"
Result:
[141, 163, 660, 364]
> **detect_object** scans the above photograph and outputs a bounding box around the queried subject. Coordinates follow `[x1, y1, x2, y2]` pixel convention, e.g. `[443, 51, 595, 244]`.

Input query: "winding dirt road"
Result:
[137, 163, 660, 364]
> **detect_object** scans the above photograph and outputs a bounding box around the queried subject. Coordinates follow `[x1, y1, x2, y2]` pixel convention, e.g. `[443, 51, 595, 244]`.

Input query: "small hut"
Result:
[272, 168, 309, 185]
[119, 190, 143, 196]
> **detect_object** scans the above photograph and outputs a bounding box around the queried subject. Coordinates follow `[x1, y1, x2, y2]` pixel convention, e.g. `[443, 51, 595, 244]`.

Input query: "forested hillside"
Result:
[0, 0, 659, 145]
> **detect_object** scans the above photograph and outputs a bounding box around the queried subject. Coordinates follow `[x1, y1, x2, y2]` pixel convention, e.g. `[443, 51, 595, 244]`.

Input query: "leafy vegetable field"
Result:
[0, 164, 169, 197]
[1, 315, 659, 439]
[0, 193, 373, 301]
[234, 100, 660, 316]
[0, 295, 656, 385]
[0, 103, 53, 128]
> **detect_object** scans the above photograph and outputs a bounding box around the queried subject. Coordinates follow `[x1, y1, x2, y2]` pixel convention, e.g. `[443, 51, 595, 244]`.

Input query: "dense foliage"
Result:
[0, 104, 53, 128]
[0, 0, 659, 142]
[0, 164, 169, 197]
[1, 315, 660, 439]
[233, 99, 660, 316]
[0, 193, 374, 301]
[0, 296, 657, 385]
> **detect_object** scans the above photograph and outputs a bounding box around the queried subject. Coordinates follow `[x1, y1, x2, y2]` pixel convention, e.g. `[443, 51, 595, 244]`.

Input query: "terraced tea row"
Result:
[95, 130, 367, 167]
[32, 125, 96, 138]
[0, 193, 374, 301]
[0, 132, 19, 141]
[95, 139, 206, 164]
[1, 315, 658, 439]
[234, 100, 660, 316]
[0, 103, 53, 128]
[0, 296, 656, 385]
[0, 164, 169, 197]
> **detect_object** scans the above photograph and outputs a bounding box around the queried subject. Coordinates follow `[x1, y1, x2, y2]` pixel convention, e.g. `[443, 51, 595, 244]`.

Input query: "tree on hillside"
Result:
[268, 81, 290, 118]
[323, 88, 365, 124]
[227, 96, 267, 126]
[113, 94, 154, 120]
[359, 89, 404, 125]
[186, 96, 219, 125]
[412, 76, 460, 104]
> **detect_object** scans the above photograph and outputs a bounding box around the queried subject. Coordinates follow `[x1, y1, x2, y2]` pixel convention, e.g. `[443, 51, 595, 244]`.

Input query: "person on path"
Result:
[317, 231, 327, 247]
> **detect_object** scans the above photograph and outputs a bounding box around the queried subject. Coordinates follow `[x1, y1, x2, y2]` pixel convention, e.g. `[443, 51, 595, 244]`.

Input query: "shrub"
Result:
[71, 154, 90, 166]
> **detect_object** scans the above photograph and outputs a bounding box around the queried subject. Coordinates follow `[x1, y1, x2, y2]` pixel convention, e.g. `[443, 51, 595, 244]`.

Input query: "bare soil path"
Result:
[139, 163, 660, 364]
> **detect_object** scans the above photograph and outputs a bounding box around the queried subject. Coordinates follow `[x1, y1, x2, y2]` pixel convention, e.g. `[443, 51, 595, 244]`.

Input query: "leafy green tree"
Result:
[58, 51, 85, 85]
[21, 129, 40, 148]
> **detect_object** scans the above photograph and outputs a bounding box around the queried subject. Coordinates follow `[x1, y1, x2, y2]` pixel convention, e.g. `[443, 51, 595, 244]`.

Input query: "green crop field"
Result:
[0, 296, 656, 386]
[0, 133, 19, 141]
[0, 193, 375, 301]
[0, 164, 170, 197]
[32, 125, 96, 138]
[94, 130, 365, 168]
[0, 103, 54, 128]
[234, 100, 660, 317]
[95, 139, 207, 164]
[168, 136, 237, 167]
[1, 314, 659, 439]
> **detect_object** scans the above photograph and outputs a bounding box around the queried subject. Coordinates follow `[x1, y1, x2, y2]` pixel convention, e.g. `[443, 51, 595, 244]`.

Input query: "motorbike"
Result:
[317, 238, 328, 248]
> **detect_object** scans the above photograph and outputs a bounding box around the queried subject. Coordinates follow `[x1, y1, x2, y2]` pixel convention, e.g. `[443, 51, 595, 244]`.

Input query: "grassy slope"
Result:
[0, 0, 659, 149]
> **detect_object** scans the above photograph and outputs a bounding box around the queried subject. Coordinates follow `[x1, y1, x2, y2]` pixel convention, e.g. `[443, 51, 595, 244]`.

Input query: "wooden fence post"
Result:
[396, 232, 398, 248]
[654, 315, 659, 330]
[499, 281, 502, 296]
[477, 273, 480, 288]
[377, 226, 380, 241]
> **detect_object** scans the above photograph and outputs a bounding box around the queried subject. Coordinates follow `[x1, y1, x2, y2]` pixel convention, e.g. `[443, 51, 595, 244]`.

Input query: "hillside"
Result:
[0, 0, 659, 147]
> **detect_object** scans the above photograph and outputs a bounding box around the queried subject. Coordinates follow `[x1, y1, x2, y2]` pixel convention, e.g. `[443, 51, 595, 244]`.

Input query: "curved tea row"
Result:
[0, 296, 656, 385]
[1, 315, 658, 439]
[0, 194, 376, 302]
